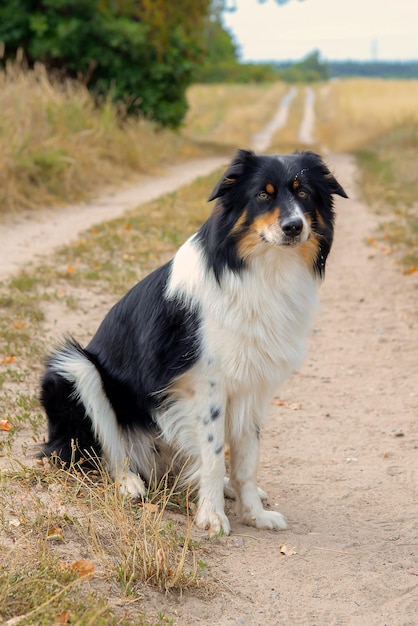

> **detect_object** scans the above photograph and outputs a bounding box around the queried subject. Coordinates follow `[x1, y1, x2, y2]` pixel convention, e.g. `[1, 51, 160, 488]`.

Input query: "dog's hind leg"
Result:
[46, 342, 147, 498]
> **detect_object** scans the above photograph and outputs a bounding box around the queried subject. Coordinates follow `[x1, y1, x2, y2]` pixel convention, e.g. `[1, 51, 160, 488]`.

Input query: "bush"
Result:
[0, 0, 210, 128]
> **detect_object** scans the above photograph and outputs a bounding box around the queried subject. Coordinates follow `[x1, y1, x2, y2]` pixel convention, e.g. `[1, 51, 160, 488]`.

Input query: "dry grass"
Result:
[0, 174, 221, 624]
[313, 78, 418, 272]
[355, 124, 418, 273]
[315, 78, 418, 152]
[0, 459, 202, 625]
[184, 82, 289, 149]
[0, 59, 217, 216]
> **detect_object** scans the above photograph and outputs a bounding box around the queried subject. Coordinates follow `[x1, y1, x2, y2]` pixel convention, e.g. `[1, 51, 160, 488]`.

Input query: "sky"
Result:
[222, 0, 418, 63]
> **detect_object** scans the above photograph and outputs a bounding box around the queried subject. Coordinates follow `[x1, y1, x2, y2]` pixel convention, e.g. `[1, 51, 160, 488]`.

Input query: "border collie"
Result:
[41, 149, 347, 535]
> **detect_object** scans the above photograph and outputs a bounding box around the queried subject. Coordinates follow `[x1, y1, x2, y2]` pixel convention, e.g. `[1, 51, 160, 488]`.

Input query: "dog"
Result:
[40, 149, 347, 535]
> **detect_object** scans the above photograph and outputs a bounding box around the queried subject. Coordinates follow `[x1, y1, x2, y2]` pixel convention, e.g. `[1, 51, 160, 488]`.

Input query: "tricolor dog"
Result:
[41, 149, 347, 535]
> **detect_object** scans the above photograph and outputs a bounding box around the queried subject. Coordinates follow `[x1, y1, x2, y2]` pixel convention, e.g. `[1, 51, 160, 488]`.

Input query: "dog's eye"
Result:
[257, 191, 269, 200]
[297, 189, 309, 199]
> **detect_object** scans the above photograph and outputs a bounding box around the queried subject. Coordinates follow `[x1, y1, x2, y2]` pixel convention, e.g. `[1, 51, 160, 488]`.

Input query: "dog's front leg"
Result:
[194, 407, 230, 536]
[229, 425, 287, 531]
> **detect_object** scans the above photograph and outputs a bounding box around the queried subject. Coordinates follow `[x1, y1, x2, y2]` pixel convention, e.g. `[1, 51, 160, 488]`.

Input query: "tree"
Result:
[0, 0, 211, 128]
[277, 50, 330, 83]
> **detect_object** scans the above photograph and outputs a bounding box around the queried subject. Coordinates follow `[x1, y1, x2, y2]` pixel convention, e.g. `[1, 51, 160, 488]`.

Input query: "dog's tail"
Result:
[40, 339, 102, 466]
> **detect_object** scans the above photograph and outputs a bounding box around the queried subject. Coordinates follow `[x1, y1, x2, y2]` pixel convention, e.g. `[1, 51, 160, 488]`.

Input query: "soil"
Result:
[2, 93, 417, 625]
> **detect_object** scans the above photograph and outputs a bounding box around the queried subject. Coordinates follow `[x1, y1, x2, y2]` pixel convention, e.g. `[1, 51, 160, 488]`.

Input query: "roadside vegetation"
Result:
[0, 173, 219, 625]
[1, 74, 418, 623]
[315, 79, 418, 272]
[0, 59, 222, 216]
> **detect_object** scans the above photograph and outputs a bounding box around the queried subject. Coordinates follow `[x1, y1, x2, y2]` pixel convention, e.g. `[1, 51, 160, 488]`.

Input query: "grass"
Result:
[315, 78, 418, 152]
[1, 461, 202, 625]
[0, 58, 220, 217]
[184, 81, 290, 149]
[0, 173, 220, 625]
[312, 78, 418, 272]
[355, 124, 418, 273]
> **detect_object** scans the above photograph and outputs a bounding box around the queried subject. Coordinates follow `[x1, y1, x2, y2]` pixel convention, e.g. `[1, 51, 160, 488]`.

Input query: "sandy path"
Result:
[298, 86, 316, 145]
[0, 157, 227, 281]
[252, 87, 297, 152]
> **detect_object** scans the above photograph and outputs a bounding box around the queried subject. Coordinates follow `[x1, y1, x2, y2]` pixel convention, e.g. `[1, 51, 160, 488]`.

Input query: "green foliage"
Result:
[0, 0, 211, 128]
[276, 50, 330, 83]
[329, 60, 418, 79]
[356, 123, 418, 272]
[195, 7, 278, 84]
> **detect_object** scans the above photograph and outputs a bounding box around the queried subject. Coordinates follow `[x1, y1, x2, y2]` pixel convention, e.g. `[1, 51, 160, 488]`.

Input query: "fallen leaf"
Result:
[139, 502, 159, 513]
[70, 559, 95, 579]
[1, 356, 15, 365]
[54, 610, 72, 624]
[271, 398, 302, 410]
[271, 398, 286, 406]
[280, 544, 297, 556]
[8, 517, 21, 528]
[47, 526, 63, 541]
[0, 419, 13, 432]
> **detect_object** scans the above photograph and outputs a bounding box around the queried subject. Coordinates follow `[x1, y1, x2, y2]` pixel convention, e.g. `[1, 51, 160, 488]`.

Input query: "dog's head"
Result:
[204, 150, 347, 279]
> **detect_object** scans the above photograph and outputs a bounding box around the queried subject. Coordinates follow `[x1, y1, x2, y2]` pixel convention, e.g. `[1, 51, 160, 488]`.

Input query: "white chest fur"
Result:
[167, 236, 319, 395]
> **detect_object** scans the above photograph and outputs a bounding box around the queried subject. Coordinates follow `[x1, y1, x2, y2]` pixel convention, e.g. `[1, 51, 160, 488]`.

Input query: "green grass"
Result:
[355, 123, 418, 273]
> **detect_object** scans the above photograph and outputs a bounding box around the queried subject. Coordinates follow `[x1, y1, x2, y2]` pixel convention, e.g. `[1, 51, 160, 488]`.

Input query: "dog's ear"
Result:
[324, 171, 348, 198]
[208, 149, 255, 202]
[300, 151, 348, 199]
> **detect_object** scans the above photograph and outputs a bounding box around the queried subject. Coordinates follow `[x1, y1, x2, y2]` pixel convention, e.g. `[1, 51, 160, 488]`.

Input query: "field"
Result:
[0, 72, 417, 624]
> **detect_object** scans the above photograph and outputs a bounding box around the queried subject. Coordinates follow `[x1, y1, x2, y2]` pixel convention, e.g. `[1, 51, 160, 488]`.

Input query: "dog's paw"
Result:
[195, 509, 231, 537]
[118, 470, 146, 498]
[223, 477, 268, 501]
[241, 509, 287, 531]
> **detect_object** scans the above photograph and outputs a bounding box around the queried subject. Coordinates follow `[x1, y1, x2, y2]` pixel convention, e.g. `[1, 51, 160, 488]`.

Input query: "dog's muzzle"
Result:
[279, 216, 308, 245]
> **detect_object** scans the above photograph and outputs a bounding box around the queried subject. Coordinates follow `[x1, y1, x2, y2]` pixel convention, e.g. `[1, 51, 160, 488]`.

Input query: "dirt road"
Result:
[2, 97, 417, 625]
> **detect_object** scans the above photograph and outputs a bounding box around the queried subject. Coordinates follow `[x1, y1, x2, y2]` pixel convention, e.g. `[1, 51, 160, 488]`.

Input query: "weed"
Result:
[355, 123, 418, 272]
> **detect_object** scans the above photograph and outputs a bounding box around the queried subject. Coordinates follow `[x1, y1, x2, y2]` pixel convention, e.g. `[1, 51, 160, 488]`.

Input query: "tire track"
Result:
[251, 86, 297, 152]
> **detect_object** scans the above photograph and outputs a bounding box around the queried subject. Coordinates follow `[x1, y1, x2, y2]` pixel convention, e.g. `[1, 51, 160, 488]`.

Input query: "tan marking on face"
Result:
[230, 210, 248, 236]
[236, 208, 280, 258]
[292, 179, 300, 190]
[266, 183, 275, 194]
[236, 231, 261, 259]
[298, 233, 321, 269]
[252, 207, 280, 231]
[314, 208, 325, 228]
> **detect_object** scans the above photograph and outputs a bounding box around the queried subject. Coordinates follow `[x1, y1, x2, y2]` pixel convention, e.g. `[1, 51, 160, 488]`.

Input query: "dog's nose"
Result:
[281, 218, 304, 237]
